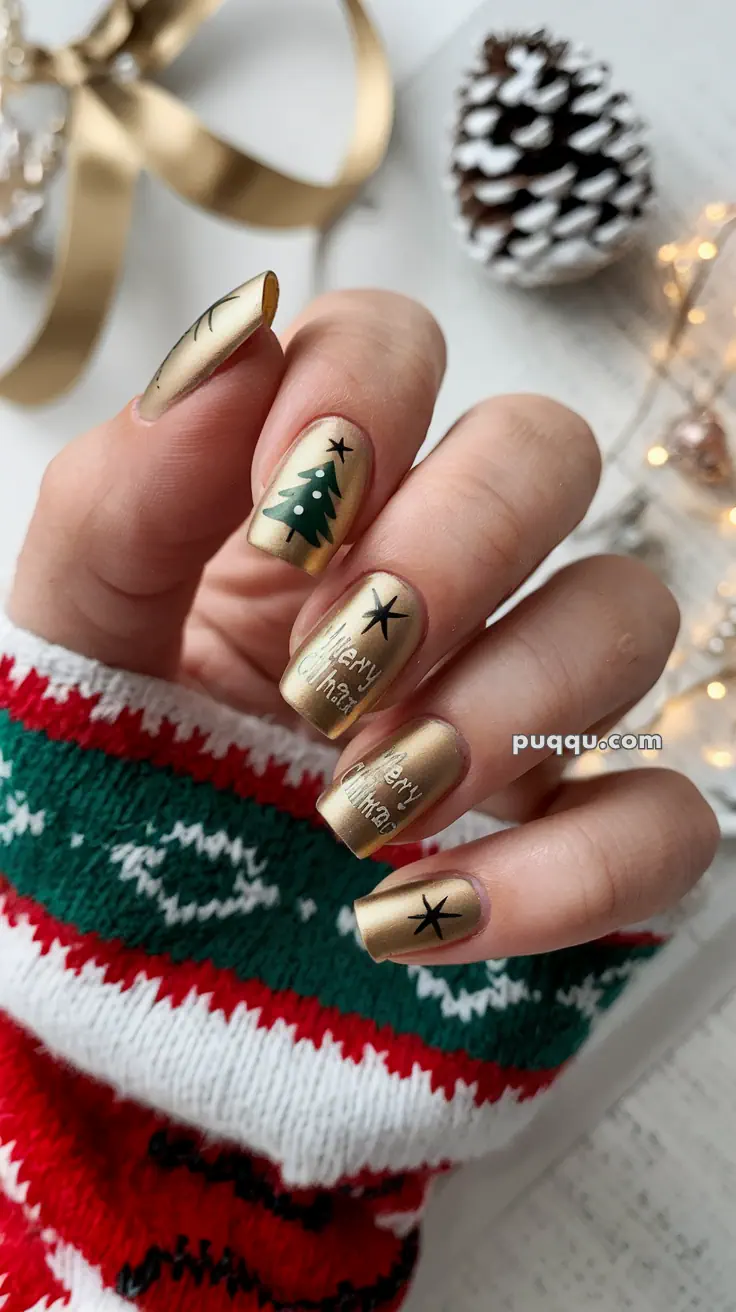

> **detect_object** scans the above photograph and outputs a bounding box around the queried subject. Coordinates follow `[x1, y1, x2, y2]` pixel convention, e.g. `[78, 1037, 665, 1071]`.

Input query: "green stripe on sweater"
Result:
[0, 712, 659, 1070]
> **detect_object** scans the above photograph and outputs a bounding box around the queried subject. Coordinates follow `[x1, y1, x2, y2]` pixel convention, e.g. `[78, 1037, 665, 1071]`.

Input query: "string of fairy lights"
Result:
[647, 203, 736, 760]
[577, 203, 736, 817]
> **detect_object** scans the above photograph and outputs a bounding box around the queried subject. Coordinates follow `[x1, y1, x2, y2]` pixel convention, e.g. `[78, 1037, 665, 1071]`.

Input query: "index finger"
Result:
[10, 271, 285, 677]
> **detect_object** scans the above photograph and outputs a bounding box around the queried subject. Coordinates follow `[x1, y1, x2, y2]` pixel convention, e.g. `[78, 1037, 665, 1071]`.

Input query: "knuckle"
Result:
[454, 395, 601, 543]
[553, 555, 681, 691]
[428, 455, 542, 587]
[452, 466, 530, 575]
[511, 625, 585, 725]
[485, 394, 601, 503]
[288, 290, 447, 395]
[566, 769, 719, 934]
[592, 554, 680, 635]
[571, 823, 630, 927]
[643, 768, 721, 890]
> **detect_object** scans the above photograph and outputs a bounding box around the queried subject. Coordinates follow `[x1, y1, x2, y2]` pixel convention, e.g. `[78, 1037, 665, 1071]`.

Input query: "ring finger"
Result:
[316, 553, 679, 857]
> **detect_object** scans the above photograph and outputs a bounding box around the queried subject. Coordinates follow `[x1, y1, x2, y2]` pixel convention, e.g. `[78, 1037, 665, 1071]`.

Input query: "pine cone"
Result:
[449, 31, 654, 286]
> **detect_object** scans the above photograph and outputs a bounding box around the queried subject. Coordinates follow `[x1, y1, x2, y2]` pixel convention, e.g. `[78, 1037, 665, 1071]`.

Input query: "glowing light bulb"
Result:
[705, 202, 728, 223]
[698, 241, 718, 261]
[647, 445, 669, 467]
[717, 580, 736, 598]
[707, 681, 728, 700]
[663, 281, 680, 301]
[687, 307, 706, 325]
[658, 243, 677, 263]
[704, 747, 734, 769]
[651, 342, 669, 363]
[728, 507, 736, 526]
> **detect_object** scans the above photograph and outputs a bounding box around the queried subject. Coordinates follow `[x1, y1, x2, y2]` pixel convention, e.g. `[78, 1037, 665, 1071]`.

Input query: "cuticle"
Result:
[463, 873, 491, 935]
[132, 395, 156, 427]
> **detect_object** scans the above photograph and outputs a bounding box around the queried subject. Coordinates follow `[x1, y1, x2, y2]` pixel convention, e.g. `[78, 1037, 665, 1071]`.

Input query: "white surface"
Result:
[414, 982, 736, 1311]
[364, 0, 486, 82]
[407, 869, 736, 1309]
[2, 1, 736, 1307]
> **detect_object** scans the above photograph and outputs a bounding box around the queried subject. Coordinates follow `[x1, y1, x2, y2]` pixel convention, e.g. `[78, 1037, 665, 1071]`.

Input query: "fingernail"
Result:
[354, 875, 483, 962]
[316, 718, 466, 857]
[139, 270, 279, 421]
[280, 572, 424, 739]
[247, 417, 372, 575]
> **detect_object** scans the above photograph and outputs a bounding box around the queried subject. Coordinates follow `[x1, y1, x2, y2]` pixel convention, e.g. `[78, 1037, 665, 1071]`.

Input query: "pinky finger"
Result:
[353, 769, 719, 964]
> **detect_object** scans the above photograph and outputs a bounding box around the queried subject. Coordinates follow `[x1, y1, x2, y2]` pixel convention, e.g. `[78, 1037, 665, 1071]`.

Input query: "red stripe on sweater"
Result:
[0, 1189, 70, 1311]
[0, 1013, 419, 1309]
[0, 879, 559, 1104]
[0, 660, 431, 871]
[599, 930, 666, 947]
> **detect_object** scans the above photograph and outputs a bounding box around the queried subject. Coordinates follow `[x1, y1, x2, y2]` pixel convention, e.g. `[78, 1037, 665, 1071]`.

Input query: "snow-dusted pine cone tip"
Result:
[449, 31, 655, 287]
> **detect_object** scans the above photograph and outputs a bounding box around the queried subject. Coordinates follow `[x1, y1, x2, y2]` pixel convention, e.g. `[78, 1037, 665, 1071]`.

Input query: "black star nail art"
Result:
[408, 894, 463, 941]
[327, 436, 353, 463]
[361, 589, 409, 640]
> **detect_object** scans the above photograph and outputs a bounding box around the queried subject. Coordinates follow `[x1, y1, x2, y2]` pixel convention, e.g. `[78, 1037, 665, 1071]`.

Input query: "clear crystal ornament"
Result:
[0, 0, 23, 81]
[0, 0, 65, 249]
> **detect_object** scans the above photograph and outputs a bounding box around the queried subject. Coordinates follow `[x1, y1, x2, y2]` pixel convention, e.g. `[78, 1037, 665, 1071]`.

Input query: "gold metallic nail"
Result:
[316, 718, 466, 857]
[280, 572, 424, 739]
[247, 418, 372, 575]
[139, 270, 279, 421]
[354, 875, 483, 962]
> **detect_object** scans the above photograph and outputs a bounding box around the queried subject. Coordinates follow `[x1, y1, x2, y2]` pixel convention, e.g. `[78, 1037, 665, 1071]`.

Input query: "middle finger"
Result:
[281, 394, 601, 738]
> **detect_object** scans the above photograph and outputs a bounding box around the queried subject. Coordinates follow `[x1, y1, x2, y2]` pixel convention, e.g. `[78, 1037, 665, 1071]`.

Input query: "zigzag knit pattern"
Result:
[0, 615, 672, 1310]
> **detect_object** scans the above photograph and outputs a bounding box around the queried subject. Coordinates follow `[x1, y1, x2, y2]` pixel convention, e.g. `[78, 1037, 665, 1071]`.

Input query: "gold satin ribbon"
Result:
[0, 0, 393, 405]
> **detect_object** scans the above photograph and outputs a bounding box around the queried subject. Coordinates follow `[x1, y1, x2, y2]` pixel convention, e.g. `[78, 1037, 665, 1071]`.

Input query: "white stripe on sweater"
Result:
[0, 1141, 128, 1311]
[0, 908, 543, 1187]
[43, 1241, 132, 1311]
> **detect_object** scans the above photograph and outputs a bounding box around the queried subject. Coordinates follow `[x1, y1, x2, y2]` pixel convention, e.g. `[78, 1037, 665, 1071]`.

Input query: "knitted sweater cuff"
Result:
[0, 612, 674, 1162]
[0, 613, 675, 1308]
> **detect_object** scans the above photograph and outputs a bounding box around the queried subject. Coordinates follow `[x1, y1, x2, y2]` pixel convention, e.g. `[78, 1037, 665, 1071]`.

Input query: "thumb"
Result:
[9, 271, 284, 678]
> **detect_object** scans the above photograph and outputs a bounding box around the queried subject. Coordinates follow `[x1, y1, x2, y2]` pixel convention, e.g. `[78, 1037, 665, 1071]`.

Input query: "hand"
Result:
[10, 275, 719, 966]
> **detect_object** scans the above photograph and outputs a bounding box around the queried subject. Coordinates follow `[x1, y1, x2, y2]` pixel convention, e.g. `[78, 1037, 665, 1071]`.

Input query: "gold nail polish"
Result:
[280, 572, 423, 739]
[316, 718, 466, 857]
[354, 875, 483, 962]
[247, 418, 372, 575]
[139, 271, 279, 421]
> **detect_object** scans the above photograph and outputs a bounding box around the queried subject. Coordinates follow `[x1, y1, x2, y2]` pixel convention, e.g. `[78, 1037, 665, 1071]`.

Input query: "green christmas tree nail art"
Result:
[262, 461, 342, 547]
[247, 417, 370, 575]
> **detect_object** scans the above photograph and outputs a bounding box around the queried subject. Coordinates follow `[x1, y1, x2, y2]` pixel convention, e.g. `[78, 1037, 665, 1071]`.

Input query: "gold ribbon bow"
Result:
[0, 0, 393, 405]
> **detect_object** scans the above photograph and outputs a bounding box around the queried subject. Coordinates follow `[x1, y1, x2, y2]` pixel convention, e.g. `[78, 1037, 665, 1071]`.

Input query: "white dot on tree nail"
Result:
[316, 469, 325, 478]
[294, 505, 304, 515]
[312, 491, 322, 499]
